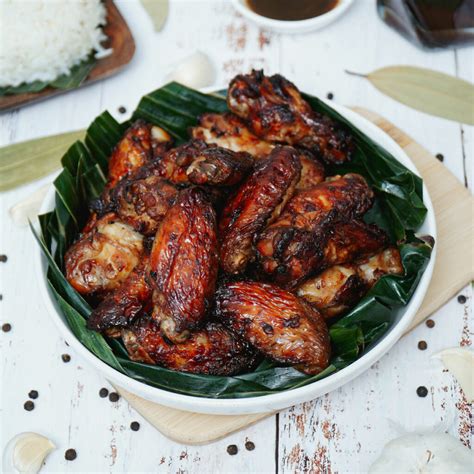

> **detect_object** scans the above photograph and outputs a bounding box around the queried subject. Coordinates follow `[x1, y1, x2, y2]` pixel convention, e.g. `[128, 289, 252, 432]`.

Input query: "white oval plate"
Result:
[231, 0, 355, 34]
[35, 99, 436, 415]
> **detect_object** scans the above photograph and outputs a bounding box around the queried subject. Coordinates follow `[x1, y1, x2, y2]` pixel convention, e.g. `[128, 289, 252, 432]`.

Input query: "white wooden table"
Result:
[1, 1, 472, 472]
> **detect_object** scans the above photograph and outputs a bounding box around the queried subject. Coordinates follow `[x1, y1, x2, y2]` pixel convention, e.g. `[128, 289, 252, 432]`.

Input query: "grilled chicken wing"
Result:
[122, 316, 257, 375]
[149, 188, 218, 343]
[297, 247, 403, 318]
[156, 139, 253, 186]
[191, 112, 274, 159]
[107, 120, 173, 189]
[87, 259, 152, 333]
[297, 150, 325, 190]
[219, 146, 301, 274]
[65, 213, 144, 296]
[216, 281, 330, 375]
[227, 70, 355, 164]
[111, 172, 179, 236]
[256, 174, 374, 287]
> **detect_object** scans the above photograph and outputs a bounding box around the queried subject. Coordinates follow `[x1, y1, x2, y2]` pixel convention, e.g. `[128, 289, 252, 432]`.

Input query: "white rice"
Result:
[0, 0, 110, 87]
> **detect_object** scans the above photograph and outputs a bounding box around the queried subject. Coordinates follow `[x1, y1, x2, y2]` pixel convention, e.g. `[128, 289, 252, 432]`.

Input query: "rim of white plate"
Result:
[34, 99, 437, 415]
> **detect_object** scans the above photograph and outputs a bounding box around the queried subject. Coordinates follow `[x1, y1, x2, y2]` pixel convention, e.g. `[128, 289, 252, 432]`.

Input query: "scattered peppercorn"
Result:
[65, 449, 77, 461]
[0, 294, 3, 300]
[99, 388, 109, 398]
[426, 319, 435, 328]
[2, 323, 11, 332]
[227, 444, 238, 455]
[28, 390, 39, 399]
[0, 255, 7, 263]
[416, 386, 428, 397]
[245, 441, 255, 451]
[417, 340, 427, 350]
[118, 106, 127, 114]
[61, 354, 71, 363]
[109, 392, 120, 402]
[457, 295, 467, 304]
[435, 153, 444, 162]
[326, 92, 334, 100]
[24, 400, 35, 411]
[130, 421, 140, 431]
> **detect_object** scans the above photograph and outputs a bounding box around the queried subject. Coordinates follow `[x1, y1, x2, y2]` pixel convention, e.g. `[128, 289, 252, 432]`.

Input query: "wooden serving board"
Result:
[0, 0, 135, 112]
[116, 108, 474, 445]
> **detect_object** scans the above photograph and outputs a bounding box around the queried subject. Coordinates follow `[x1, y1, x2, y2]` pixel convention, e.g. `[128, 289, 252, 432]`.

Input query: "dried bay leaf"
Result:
[347, 66, 474, 125]
[0, 130, 85, 192]
[140, 0, 169, 32]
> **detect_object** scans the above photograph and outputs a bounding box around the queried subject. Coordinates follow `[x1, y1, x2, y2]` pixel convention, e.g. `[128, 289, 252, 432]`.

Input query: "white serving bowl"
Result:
[231, 0, 354, 34]
[35, 100, 436, 415]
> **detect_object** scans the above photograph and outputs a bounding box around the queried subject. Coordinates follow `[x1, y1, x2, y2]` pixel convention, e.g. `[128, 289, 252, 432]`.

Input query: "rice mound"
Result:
[0, 0, 109, 88]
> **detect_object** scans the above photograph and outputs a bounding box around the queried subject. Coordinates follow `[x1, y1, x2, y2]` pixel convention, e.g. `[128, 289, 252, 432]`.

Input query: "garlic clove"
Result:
[9, 184, 50, 227]
[369, 433, 473, 473]
[165, 51, 216, 90]
[3, 432, 56, 474]
[433, 347, 474, 402]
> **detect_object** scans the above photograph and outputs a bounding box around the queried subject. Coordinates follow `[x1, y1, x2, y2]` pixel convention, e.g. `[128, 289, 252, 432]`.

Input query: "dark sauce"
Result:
[378, 0, 474, 48]
[246, 0, 339, 21]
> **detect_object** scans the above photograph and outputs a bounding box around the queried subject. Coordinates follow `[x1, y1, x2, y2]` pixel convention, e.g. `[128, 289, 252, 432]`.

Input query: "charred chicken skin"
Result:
[219, 146, 301, 274]
[65, 213, 144, 296]
[297, 247, 403, 318]
[149, 187, 218, 343]
[227, 70, 355, 164]
[256, 174, 374, 287]
[122, 316, 257, 375]
[216, 281, 331, 375]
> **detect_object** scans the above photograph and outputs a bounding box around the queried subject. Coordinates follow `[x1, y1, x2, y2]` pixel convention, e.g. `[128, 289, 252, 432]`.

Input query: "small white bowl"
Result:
[35, 100, 436, 415]
[231, 0, 354, 34]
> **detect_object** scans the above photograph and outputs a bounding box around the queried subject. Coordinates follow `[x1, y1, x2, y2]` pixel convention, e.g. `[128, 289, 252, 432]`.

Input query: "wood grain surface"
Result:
[0, 0, 135, 112]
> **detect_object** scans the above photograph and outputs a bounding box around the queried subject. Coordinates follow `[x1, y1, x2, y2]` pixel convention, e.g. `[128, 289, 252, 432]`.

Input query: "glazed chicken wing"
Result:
[256, 174, 374, 287]
[87, 259, 152, 333]
[297, 247, 403, 318]
[149, 187, 218, 343]
[65, 213, 144, 296]
[219, 146, 301, 274]
[156, 139, 253, 186]
[228, 70, 355, 164]
[122, 316, 257, 376]
[216, 281, 331, 375]
[296, 150, 326, 190]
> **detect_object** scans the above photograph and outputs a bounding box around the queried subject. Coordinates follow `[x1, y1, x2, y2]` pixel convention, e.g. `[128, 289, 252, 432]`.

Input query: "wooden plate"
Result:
[0, 0, 135, 112]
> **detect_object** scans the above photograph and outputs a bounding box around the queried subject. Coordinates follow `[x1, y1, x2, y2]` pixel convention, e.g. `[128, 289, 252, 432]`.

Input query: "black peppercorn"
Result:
[326, 92, 334, 100]
[0, 255, 7, 263]
[435, 153, 444, 162]
[416, 386, 428, 397]
[61, 354, 71, 363]
[109, 392, 120, 402]
[426, 319, 435, 328]
[2, 323, 11, 332]
[28, 390, 39, 399]
[130, 421, 140, 431]
[227, 444, 238, 455]
[24, 400, 35, 411]
[245, 441, 255, 451]
[65, 449, 77, 461]
[118, 106, 127, 114]
[418, 341, 427, 350]
[99, 388, 109, 398]
[457, 295, 467, 304]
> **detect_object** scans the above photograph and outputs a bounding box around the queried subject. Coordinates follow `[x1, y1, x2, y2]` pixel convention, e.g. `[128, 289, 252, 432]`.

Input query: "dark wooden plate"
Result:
[0, 0, 135, 112]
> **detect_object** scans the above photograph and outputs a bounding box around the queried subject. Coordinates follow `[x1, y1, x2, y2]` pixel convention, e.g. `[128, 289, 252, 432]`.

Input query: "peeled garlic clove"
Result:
[3, 432, 56, 474]
[165, 51, 216, 89]
[9, 184, 50, 227]
[433, 347, 474, 402]
[370, 433, 473, 473]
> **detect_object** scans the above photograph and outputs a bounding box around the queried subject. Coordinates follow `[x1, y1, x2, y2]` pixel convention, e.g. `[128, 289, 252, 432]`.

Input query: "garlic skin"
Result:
[3, 432, 56, 474]
[369, 433, 472, 473]
[433, 347, 474, 402]
[165, 51, 216, 89]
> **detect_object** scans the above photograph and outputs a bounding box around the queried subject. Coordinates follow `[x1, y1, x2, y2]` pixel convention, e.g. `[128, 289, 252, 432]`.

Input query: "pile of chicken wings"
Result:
[65, 70, 403, 377]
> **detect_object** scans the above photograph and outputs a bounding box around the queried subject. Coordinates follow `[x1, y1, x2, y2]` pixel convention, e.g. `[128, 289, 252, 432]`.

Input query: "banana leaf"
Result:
[35, 82, 433, 398]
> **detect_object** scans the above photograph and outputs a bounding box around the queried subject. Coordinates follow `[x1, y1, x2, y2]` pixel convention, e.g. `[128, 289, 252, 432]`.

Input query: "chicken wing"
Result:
[122, 316, 257, 375]
[219, 146, 301, 274]
[149, 187, 218, 343]
[297, 247, 403, 318]
[65, 213, 144, 296]
[227, 70, 355, 164]
[296, 150, 325, 190]
[216, 281, 330, 375]
[87, 259, 152, 333]
[256, 174, 374, 287]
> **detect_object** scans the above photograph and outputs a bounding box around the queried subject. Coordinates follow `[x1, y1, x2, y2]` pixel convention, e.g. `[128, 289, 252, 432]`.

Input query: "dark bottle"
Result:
[377, 0, 474, 49]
